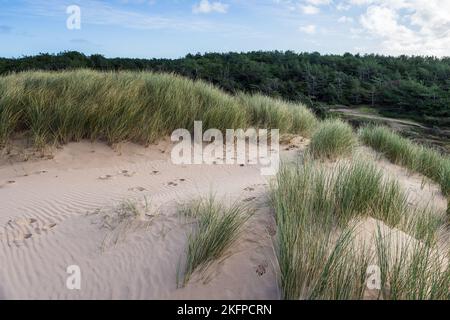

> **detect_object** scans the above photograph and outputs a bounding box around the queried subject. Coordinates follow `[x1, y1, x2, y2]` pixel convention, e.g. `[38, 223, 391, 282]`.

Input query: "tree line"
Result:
[1, 51, 449, 126]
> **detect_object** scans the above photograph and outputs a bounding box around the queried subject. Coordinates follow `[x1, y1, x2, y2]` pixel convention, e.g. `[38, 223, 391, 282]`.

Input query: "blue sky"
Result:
[0, 0, 448, 58]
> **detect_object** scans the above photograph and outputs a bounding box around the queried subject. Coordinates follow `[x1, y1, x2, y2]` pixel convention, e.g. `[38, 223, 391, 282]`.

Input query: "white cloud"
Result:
[336, 3, 351, 11]
[193, 0, 229, 14]
[118, 0, 157, 4]
[306, 0, 331, 5]
[18, 0, 239, 33]
[357, 0, 450, 56]
[348, 0, 373, 4]
[299, 24, 317, 34]
[300, 5, 320, 14]
[338, 16, 353, 23]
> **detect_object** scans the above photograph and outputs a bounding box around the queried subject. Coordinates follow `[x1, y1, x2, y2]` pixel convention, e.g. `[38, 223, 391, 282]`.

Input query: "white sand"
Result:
[0, 138, 446, 300]
[0, 138, 305, 300]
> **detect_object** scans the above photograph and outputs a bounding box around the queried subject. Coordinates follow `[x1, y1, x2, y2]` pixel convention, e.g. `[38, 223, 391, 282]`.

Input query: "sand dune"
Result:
[0, 139, 294, 300]
[0, 138, 446, 299]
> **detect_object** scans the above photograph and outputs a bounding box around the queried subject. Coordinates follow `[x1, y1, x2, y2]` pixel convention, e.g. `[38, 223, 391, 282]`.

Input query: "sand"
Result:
[0, 138, 447, 300]
[0, 138, 301, 300]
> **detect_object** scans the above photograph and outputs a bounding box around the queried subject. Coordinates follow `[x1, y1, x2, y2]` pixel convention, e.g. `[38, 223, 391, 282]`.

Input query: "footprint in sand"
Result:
[243, 197, 257, 202]
[14, 217, 37, 227]
[168, 178, 186, 185]
[99, 170, 136, 180]
[3, 218, 57, 245]
[43, 223, 57, 230]
[0, 180, 15, 188]
[266, 225, 277, 237]
[255, 262, 269, 277]
[128, 186, 146, 192]
[99, 174, 114, 180]
[151, 171, 160, 175]
[119, 170, 136, 178]
[244, 187, 255, 192]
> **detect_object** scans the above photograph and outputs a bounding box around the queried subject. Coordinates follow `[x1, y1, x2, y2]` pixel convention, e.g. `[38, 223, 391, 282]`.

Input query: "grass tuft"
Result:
[375, 228, 450, 300]
[238, 93, 318, 137]
[359, 125, 450, 197]
[272, 162, 371, 299]
[179, 196, 251, 287]
[333, 161, 408, 227]
[271, 159, 447, 300]
[309, 119, 356, 160]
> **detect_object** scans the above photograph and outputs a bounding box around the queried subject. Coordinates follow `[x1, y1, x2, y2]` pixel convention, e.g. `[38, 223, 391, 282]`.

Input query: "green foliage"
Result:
[272, 159, 448, 300]
[359, 125, 450, 196]
[0, 70, 316, 148]
[273, 159, 411, 228]
[333, 161, 408, 227]
[309, 119, 356, 160]
[375, 229, 450, 300]
[237, 93, 318, 137]
[1, 51, 449, 124]
[179, 196, 251, 287]
[271, 163, 370, 300]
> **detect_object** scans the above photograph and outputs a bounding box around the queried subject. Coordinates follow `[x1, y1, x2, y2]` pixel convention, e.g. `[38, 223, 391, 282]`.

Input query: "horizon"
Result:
[1, 0, 449, 59]
[2, 49, 450, 61]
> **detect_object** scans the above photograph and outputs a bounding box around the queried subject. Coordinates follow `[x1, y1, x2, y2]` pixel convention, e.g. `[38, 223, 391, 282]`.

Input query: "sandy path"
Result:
[330, 108, 427, 129]
[0, 139, 299, 300]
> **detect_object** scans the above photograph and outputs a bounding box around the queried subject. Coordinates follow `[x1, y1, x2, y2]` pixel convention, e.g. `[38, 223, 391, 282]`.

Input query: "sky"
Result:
[0, 0, 449, 59]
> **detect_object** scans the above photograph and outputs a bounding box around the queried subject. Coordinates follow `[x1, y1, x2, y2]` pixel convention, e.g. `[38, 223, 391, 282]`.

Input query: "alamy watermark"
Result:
[66, 5, 81, 30]
[66, 265, 81, 290]
[366, 265, 381, 290]
[170, 121, 280, 176]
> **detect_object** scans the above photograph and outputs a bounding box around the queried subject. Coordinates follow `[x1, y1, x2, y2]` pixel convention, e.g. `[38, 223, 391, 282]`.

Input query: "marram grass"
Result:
[359, 125, 450, 196]
[273, 159, 409, 228]
[309, 119, 356, 160]
[271, 159, 448, 300]
[0, 70, 317, 148]
[178, 196, 251, 287]
[375, 228, 450, 300]
[271, 162, 370, 299]
[237, 93, 318, 137]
